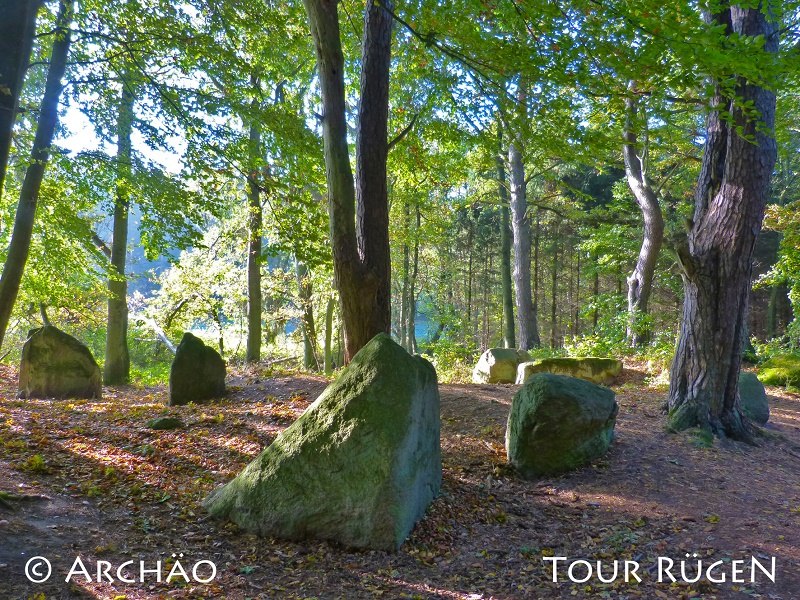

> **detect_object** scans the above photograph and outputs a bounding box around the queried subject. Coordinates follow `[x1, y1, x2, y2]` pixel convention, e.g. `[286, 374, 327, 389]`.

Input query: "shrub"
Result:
[758, 354, 800, 388]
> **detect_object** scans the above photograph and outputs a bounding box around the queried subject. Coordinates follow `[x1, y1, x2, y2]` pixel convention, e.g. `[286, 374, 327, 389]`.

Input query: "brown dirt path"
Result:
[0, 363, 798, 599]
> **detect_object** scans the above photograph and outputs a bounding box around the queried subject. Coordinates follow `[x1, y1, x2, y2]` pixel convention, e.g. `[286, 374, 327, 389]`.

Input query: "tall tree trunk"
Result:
[0, 0, 39, 197]
[668, 5, 778, 441]
[497, 131, 515, 348]
[508, 142, 540, 350]
[592, 255, 600, 330]
[574, 247, 581, 336]
[302, 0, 393, 362]
[323, 295, 335, 374]
[104, 74, 135, 384]
[296, 260, 318, 370]
[0, 0, 71, 350]
[623, 91, 664, 346]
[245, 96, 263, 363]
[466, 215, 473, 329]
[406, 203, 420, 353]
[550, 222, 559, 349]
[399, 197, 410, 348]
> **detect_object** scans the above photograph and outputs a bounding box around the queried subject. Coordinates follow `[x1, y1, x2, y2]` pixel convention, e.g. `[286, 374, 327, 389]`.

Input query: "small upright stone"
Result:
[506, 373, 618, 478]
[738, 372, 769, 425]
[203, 333, 441, 551]
[472, 348, 530, 384]
[169, 333, 226, 406]
[18, 326, 102, 399]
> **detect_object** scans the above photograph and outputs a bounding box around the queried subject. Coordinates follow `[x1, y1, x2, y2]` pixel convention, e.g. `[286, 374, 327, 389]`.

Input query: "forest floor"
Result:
[0, 362, 799, 600]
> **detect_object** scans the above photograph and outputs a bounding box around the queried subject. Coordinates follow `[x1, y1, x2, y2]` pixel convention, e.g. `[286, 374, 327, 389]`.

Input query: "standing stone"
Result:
[472, 348, 530, 384]
[169, 332, 226, 406]
[18, 326, 102, 399]
[203, 333, 441, 551]
[506, 373, 618, 478]
[738, 372, 769, 425]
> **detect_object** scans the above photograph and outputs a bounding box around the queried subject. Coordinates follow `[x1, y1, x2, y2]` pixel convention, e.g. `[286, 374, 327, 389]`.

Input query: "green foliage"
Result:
[425, 339, 478, 384]
[758, 354, 800, 388]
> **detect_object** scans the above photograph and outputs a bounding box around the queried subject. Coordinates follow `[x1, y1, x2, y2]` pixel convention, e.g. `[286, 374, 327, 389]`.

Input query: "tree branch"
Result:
[388, 112, 419, 151]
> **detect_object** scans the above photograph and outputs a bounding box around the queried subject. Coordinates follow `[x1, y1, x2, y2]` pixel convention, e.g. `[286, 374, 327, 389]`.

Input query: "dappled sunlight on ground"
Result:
[0, 362, 799, 598]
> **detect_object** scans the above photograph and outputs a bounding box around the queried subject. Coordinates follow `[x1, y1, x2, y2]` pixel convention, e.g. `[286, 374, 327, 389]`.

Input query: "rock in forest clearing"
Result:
[516, 356, 623, 385]
[472, 348, 530, 384]
[18, 326, 102, 399]
[169, 332, 226, 406]
[203, 333, 441, 551]
[506, 373, 618, 478]
[738, 372, 769, 425]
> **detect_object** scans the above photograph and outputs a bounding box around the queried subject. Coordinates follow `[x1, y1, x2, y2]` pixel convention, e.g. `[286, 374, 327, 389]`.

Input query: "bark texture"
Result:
[302, 0, 393, 361]
[508, 142, 540, 350]
[623, 93, 664, 347]
[0, 0, 39, 197]
[245, 116, 263, 363]
[0, 0, 72, 350]
[668, 5, 778, 441]
[104, 76, 136, 384]
[496, 138, 515, 348]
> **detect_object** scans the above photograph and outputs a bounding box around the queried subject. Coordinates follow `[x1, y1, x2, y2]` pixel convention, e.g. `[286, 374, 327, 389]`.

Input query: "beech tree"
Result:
[668, 4, 779, 440]
[0, 0, 39, 197]
[0, 0, 72, 350]
[622, 92, 664, 347]
[302, 0, 393, 361]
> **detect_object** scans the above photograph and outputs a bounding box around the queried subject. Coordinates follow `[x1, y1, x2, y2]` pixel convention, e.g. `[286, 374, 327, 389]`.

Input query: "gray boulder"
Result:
[738, 372, 769, 425]
[169, 333, 226, 406]
[506, 373, 618, 478]
[18, 326, 102, 399]
[472, 348, 530, 384]
[203, 333, 441, 551]
[516, 357, 623, 385]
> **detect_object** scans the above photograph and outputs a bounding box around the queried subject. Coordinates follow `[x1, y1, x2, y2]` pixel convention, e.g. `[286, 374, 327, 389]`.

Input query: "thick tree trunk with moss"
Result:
[104, 77, 136, 384]
[668, 6, 778, 441]
[0, 0, 71, 350]
[302, 0, 392, 362]
[0, 0, 39, 197]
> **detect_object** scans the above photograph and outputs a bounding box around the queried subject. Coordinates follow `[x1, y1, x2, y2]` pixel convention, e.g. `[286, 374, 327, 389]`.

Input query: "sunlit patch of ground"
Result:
[0, 362, 798, 599]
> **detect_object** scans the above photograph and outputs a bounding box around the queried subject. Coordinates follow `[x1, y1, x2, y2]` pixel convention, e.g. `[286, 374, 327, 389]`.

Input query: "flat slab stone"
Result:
[516, 357, 623, 385]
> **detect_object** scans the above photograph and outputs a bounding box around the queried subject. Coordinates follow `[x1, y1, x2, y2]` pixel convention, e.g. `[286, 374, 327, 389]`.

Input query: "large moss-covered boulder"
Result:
[472, 348, 530, 384]
[738, 372, 769, 425]
[169, 333, 226, 406]
[18, 326, 102, 399]
[506, 373, 618, 478]
[516, 357, 623, 385]
[203, 333, 441, 551]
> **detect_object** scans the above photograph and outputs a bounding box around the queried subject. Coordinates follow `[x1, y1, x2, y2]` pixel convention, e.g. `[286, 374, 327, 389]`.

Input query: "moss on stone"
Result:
[203, 333, 441, 551]
[505, 373, 618, 478]
[516, 357, 622, 385]
[472, 348, 530, 384]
